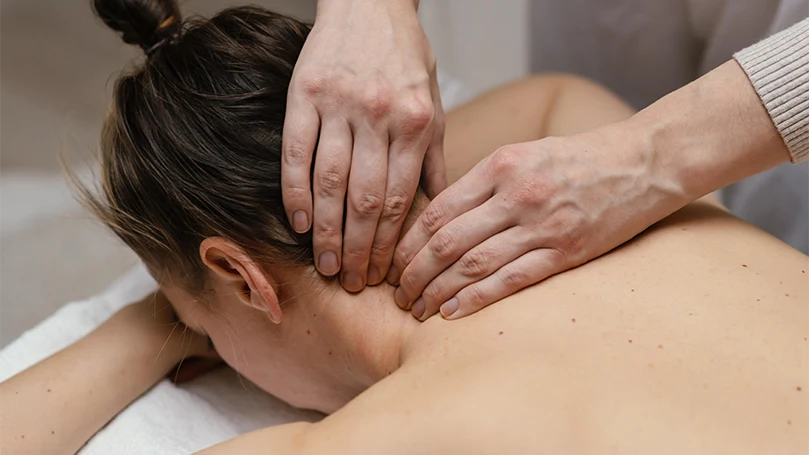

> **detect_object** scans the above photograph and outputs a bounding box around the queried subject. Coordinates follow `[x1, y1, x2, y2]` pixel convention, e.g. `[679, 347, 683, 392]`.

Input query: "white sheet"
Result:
[0, 263, 322, 454]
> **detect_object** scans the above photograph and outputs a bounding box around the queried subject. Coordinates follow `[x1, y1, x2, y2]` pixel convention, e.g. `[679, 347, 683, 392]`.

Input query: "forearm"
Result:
[316, 0, 419, 17]
[628, 60, 790, 203]
[0, 311, 178, 455]
[195, 422, 312, 454]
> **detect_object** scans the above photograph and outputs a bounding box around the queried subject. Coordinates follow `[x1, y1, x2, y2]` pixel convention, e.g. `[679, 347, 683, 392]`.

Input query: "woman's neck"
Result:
[287, 282, 420, 410]
[287, 190, 432, 409]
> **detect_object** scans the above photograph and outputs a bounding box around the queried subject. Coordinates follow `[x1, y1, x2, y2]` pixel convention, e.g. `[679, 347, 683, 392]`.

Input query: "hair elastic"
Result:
[146, 15, 177, 56]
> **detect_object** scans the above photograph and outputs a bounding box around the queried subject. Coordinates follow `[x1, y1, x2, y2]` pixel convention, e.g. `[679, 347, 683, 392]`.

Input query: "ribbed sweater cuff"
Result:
[734, 18, 809, 164]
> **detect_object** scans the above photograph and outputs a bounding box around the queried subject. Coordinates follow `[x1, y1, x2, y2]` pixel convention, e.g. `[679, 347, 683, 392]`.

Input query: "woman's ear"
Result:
[199, 237, 283, 324]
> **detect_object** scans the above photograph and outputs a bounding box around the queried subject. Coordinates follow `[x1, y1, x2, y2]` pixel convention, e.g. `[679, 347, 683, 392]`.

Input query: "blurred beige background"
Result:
[0, 0, 531, 346]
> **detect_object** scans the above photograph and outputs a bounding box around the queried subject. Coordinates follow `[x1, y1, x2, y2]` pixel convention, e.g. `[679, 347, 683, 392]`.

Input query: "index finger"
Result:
[281, 95, 320, 234]
[387, 162, 494, 286]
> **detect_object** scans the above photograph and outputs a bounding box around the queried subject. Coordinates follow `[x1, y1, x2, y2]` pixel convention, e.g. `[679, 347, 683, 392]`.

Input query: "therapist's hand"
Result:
[388, 59, 790, 320]
[388, 127, 689, 320]
[282, 0, 446, 292]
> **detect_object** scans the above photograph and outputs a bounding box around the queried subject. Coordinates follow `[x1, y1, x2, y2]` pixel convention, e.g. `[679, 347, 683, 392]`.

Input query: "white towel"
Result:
[0, 263, 322, 454]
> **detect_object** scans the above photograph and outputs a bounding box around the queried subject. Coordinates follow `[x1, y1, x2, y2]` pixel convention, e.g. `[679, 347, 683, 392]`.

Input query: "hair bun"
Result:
[93, 0, 182, 54]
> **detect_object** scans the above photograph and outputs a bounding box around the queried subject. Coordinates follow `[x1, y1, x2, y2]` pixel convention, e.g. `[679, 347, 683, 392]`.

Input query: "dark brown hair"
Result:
[84, 0, 314, 291]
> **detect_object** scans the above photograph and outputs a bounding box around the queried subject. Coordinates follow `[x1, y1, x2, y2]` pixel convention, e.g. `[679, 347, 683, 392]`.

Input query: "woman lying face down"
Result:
[79, 1, 807, 453]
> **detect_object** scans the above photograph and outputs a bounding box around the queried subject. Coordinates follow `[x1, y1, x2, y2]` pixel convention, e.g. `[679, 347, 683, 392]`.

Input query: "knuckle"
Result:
[420, 205, 446, 234]
[370, 240, 393, 258]
[381, 193, 410, 222]
[341, 246, 369, 266]
[499, 267, 530, 289]
[313, 222, 340, 241]
[557, 231, 586, 261]
[489, 145, 521, 174]
[283, 185, 309, 202]
[350, 193, 384, 218]
[459, 250, 489, 278]
[429, 230, 457, 261]
[399, 270, 419, 293]
[393, 243, 415, 267]
[399, 98, 434, 134]
[316, 170, 346, 197]
[421, 282, 445, 304]
[284, 140, 311, 165]
[512, 177, 553, 206]
[548, 248, 571, 269]
[463, 284, 486, 307]
[298, 72, 328, 98]
[360, 85, 393, 119]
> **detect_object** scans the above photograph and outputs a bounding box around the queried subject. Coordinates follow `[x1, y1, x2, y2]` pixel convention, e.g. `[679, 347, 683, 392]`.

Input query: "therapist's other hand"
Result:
[282, 0, 446, 292]
[389, 127, 688, 320]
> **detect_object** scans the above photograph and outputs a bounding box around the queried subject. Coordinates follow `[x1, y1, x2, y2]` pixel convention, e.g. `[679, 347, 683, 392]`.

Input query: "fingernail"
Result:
[292, 210, 309, 233]
[367, 265, 381, 285]
[342, 272, 363, 292]
[412, 298, 426, 319]
[394, 287, 409, 309]
[318, 251, 339, 276]
[386, 265, 400, 285]
[440, 297, 460, 319]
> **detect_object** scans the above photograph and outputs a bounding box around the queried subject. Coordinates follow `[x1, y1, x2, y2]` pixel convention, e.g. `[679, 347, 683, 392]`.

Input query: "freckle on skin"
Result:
[306, 329, 311, 335]
[756, 299, 760, 301]
[498, 331, 504, 335]
[328, 351, 332, 355]
[628, 340, 633, 343]
[47, 388, 51, 392]
[788, 420, 792, 425]
[785, 293, 790, 297]
[631, 289, 635, 292]
[51, 431, 55, 435]
[21, 435, 24, 439]
[742, 264, 747, 268]
[657, 344, 663, 349]
[798, 387, 802, 392]
[571, 318, 576, 323]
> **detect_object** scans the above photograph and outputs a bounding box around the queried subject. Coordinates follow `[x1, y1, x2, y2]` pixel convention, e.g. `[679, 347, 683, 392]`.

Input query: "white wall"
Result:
[419, 0, 531, 98]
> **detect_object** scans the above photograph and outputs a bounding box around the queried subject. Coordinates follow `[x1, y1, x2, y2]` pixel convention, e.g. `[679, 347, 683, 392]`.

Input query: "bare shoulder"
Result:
[301, 365, 539, 455]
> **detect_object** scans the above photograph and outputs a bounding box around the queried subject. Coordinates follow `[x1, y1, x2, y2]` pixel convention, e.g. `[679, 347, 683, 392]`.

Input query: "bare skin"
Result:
[292, 204, 808, 454]
[194, 77, 807, 453]
[3, 76, 806, 454]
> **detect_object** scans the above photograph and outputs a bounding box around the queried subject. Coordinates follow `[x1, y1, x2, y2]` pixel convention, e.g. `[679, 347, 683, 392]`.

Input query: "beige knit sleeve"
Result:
[734, 18, 809, 164]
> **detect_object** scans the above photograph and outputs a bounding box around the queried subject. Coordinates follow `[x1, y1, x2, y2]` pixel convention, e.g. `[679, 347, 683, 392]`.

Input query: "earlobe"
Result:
[199, 237, 283, 324]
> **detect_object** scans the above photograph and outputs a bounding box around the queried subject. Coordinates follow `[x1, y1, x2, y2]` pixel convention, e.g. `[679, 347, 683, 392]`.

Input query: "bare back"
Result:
[200, 76, 807, 455]
[304, 201, 808, 454]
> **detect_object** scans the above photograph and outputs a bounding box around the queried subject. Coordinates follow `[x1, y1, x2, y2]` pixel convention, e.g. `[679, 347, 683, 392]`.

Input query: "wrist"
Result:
[100, 304, 184, 372]
[628, 61, 789, 203]
[316, 0, 419, 16]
